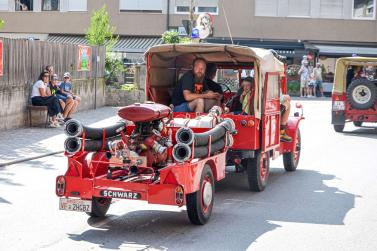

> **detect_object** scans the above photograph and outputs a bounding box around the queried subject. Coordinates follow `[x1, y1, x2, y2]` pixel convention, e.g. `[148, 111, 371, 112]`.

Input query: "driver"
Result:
[172, 58, 221, 113]
[205, 63, 223, 108]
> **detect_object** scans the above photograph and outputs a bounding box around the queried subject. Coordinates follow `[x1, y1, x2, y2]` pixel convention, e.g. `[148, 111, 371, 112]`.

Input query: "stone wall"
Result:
[105, 88, 145, 107]
[0, 78, 105, 131]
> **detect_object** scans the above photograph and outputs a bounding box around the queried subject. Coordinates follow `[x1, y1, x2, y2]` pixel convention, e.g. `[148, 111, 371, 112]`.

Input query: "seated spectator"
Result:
[226, 77, 254, 115]
[205, 63, 223, 106]
[59, 72, 81, 107]
[50, 74, 76, 122]
[171, 58, 221, 113]
[31, 71, 61, 128]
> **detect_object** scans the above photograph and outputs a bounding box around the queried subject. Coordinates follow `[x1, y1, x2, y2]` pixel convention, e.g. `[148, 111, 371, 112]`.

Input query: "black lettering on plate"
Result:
[100, 190, 141, 200]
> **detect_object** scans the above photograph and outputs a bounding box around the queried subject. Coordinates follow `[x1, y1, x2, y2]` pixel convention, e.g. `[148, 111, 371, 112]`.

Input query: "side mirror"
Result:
[296, 102, 302, 109]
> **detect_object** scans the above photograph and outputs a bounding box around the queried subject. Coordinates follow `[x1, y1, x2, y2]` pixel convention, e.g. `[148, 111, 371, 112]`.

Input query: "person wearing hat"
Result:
[313, 62, 324, 97]
[59, 72, 81, 107]
[298, 60, 310, 97]
[49, 74, 76, 122]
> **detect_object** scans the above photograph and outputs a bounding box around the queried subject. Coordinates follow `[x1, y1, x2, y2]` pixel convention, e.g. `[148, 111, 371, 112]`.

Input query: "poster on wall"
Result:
[77, 45, 91, 71]
[0, 39, 3, 76]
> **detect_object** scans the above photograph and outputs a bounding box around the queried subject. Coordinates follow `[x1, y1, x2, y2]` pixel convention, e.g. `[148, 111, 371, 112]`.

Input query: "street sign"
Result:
[192, 28, 199, 39]
[178, 26, 188, 36]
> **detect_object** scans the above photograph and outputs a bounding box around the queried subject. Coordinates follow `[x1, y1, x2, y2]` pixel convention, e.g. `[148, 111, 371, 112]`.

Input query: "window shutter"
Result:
[255, 0, 278, 17]
[68, 0, 86, 11]
[0, 0, 8, 11]
[288, 0, 310, 16]
[320, 0, 343, 18]
[120, 0, 163, 11]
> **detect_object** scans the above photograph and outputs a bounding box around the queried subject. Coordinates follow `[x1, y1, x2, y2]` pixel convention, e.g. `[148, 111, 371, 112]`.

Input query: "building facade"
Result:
[1, 0, 377, 70]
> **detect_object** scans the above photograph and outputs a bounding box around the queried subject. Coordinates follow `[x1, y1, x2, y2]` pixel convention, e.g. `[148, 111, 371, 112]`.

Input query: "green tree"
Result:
[86, 4, 117, 50]
[0, 19, 5, 30]
[86, 4, 124, 85]
[161, 30, 192, 44]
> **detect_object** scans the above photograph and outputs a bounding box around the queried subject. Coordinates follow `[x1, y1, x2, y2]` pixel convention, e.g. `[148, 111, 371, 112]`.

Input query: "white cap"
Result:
[63, 72, 71, 78]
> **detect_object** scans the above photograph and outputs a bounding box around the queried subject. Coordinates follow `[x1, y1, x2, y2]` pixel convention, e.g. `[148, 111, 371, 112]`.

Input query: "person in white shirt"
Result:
[31, 71, 62, 127]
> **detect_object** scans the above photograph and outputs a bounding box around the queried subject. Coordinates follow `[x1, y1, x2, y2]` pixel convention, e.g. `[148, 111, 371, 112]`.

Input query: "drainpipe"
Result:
[166, 0, 170, 30]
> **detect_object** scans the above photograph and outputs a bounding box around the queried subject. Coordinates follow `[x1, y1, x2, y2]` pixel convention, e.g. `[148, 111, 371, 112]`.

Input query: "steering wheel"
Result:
[219, 83, 233, 105]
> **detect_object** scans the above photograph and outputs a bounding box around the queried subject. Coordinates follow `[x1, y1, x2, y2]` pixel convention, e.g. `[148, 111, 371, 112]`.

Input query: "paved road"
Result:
[1, 99, 377, 251]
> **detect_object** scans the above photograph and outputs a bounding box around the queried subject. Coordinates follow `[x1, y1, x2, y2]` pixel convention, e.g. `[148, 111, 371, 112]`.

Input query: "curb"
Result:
[0, 151, 64, 167]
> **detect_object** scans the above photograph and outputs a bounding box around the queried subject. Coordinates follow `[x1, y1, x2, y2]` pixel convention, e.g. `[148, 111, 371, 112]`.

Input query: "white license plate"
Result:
[59, 198, 92, 212]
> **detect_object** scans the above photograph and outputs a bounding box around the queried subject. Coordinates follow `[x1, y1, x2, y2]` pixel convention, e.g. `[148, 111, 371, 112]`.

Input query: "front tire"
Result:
[333, 124, 345, 132]
[283, 129, 301, 171]
[87, 197, 112, 217]
[186, 164, 214, 225]
[246, 151, 270, 192]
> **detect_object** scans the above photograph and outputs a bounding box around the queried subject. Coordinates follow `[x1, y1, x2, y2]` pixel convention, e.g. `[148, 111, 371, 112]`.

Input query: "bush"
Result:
[161, 30, 192, 44]
[287, 80, 300, 96]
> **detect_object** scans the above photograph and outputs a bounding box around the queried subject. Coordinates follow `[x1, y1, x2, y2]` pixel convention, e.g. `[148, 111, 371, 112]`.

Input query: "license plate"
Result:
[333, 101, 345, 111]
[59, 198, 92, 212]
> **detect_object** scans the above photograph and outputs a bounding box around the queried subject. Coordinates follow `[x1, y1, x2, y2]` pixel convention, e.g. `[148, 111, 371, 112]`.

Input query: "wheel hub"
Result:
[353, 85, 371, 104]
[202, 181, 213, 207]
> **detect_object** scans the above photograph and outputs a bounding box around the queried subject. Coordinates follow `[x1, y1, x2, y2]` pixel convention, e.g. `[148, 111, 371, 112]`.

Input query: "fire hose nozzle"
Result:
[172, 143, 192, 163]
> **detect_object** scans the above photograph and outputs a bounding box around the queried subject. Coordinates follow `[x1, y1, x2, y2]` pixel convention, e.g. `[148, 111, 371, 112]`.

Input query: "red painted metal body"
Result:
[118, 102, 171, 122]
[332, 93, 377, 122]
[59, 151, 226, 206]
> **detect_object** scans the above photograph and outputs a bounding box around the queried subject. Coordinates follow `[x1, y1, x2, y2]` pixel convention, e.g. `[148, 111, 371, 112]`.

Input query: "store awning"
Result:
[314, 44, 377, 57]
[47, 34, 162, 53]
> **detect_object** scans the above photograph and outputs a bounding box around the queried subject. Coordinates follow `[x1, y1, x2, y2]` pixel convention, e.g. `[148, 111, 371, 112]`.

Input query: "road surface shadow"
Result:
[67, 169, 356, 250]
[341, 126, 377, 139]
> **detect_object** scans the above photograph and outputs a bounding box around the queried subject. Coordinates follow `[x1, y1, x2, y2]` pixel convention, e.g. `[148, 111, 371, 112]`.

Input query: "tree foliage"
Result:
[85, 4, 117, 50]
[161, 31, 192, 44]
[0, 19, 5, 30]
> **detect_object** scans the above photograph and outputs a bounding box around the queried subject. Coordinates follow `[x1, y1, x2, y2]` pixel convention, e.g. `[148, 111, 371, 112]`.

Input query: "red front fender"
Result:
[281, 116, 304, 153]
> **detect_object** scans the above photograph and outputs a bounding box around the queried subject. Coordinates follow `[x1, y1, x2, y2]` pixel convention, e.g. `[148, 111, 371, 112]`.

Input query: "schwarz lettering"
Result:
[100, 190, 141, 200]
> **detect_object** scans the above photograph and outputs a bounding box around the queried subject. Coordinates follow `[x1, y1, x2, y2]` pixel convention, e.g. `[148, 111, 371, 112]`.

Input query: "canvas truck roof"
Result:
[333, 57, 377, 94]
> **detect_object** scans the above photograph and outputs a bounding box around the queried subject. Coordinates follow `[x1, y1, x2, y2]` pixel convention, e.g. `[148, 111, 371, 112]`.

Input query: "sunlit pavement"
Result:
[1, 98, 377, 251]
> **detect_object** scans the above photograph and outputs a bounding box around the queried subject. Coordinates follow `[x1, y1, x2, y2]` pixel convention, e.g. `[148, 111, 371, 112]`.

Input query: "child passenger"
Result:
[226, 77, 254, 115]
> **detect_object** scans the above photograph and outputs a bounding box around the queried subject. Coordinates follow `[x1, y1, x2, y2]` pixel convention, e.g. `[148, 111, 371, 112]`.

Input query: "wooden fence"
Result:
[0, 37, 105, 87]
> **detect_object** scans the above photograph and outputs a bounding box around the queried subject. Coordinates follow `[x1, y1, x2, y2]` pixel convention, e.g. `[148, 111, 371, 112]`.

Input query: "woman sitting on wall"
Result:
[31, 70, 62, 128]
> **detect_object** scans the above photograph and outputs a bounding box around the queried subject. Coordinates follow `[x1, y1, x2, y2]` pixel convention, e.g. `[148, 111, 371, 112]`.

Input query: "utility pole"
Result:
[189, 0, 195, 37]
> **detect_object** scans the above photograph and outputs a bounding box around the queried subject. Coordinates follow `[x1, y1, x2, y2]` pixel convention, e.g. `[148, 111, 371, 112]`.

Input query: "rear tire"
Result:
[333, 124, 345, 132]
[186, 164, 214, 225]
[283, 129, 301, 172]
[246, 151, 270, 192]
[353, 121, 363, 127]
[347, 79, 377, 110]
[86, 197, 112, 217]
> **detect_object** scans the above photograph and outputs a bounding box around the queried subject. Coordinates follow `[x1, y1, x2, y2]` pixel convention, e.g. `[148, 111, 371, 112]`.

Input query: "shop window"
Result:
[320, 0, 343, 18]
[255, 0, 278, 17]
[42, 0, 59, 11]
[353, 0, 375, 19]
[120, 0, 163, 13]
[15, 0, 33, 11]
[175, 5, 190, 13]
[197, 6, 218, 14]
[288, 0, 310, 17]
[68, 0, 87, 11]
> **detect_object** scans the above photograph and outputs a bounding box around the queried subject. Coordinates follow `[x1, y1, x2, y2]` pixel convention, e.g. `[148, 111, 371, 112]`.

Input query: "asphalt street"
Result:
[1, 98, 377, 251]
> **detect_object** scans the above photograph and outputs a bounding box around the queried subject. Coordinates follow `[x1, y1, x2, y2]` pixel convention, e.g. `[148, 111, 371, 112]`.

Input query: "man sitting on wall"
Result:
[172, 58, 221, 113]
